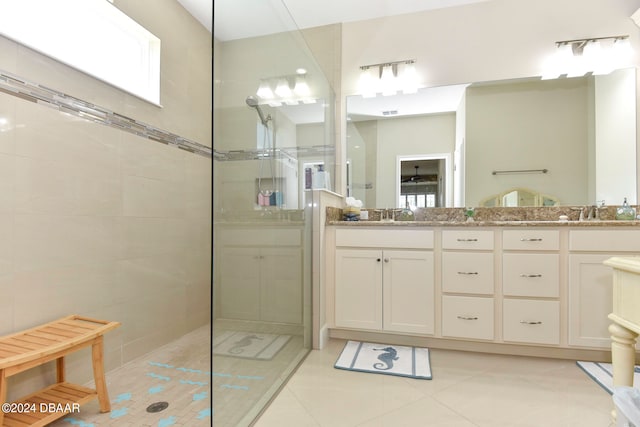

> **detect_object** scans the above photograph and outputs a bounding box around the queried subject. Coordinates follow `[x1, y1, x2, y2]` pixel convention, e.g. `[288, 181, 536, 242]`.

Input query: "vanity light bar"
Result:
[492, 169, 548, 175]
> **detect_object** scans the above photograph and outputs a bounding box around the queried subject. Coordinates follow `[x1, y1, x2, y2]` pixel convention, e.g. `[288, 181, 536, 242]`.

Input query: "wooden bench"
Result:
[0, 315, 120, 427]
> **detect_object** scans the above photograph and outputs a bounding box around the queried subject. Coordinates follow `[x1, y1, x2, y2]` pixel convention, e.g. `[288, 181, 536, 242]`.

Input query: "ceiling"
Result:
[210, 0, 491, 41]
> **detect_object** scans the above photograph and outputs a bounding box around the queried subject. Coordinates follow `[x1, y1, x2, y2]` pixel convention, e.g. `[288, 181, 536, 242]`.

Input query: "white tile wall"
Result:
[0, 0, 211, 402]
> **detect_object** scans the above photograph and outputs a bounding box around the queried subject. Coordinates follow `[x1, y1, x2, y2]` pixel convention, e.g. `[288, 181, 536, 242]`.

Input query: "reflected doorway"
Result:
[397, 155, 451, 208]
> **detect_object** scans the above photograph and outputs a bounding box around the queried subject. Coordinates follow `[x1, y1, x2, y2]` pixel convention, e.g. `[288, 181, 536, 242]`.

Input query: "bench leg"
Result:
[56, 356, 65, 383]
[91, 336, 111, 413]
[0, 369, 6, 426]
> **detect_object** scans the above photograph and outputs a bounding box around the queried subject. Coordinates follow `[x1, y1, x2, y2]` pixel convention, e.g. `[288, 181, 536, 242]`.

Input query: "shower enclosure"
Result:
[213, 6, 336, 425]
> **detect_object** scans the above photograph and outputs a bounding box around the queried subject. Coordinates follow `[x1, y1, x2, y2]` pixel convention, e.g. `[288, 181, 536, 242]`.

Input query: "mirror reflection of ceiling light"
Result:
[256, 80, 274, 99]
[254, 69, 318, 106]
[358, 59, 420, 98]
[541, 35, 632, 80]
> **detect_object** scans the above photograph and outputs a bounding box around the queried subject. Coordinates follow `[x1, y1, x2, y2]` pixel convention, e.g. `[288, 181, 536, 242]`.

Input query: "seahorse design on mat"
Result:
[373, 346, 399, 370]
[229, 334, 263, 354]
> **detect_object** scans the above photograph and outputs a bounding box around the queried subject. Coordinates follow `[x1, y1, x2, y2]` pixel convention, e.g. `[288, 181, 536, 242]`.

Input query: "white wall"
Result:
[595, 69, 637, 205]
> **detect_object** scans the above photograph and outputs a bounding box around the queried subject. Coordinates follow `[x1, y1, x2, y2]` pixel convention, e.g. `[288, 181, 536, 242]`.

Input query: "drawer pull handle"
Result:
[457, 315, 478, 320]
[520, 238, 543, 242]
[458, 271, 479, 275]
[519, 274, 542, 278]
[457, 238, 478, 242]
[519, 320, 542, 325]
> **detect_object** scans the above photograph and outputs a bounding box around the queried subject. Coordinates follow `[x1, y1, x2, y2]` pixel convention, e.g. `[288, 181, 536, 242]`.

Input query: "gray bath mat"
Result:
[577, 361, 640, 395]
[213, 331, 291, 360]
[335, 340, 432, 379]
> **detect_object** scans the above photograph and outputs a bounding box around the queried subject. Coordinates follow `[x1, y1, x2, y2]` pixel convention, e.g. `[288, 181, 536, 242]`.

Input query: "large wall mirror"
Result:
[346, 68, 637, 209]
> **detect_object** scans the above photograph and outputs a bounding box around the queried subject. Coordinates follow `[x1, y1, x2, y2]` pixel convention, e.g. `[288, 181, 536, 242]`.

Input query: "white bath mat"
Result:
[576, 361, 640, 395]
[334, 341, 432, 380]
[213, 331, 291, 360]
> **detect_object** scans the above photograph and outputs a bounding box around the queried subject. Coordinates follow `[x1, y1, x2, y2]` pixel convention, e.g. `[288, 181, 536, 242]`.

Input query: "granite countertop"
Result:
[326, 206, 640, 227]
[328, 219, 640, 227]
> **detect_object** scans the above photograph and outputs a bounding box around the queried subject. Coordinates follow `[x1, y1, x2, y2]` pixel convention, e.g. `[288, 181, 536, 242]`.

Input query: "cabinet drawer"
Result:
[502, 253, 559, 297]
[570, 229, 640, 252]
[442, 230, 494, 250]
[503, 299, 560, 345]
[442, 252, 494, 294]
[503, 230, 559, 251]
[335, 228, 434, 249]
[442, 295, 494, 340]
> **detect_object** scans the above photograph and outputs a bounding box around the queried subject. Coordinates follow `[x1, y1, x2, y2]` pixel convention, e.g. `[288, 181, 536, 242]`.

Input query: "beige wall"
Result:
[465, 78, 589, 206]
[0, 0, 211, 400]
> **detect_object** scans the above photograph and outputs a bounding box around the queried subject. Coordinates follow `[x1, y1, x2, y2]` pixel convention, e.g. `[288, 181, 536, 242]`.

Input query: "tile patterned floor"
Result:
[254, 339, 618, 427]
[49, 324, 211, 427]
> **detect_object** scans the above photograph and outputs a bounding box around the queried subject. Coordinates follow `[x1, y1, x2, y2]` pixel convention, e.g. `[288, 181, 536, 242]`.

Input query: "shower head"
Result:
[245, 95, 270, 126]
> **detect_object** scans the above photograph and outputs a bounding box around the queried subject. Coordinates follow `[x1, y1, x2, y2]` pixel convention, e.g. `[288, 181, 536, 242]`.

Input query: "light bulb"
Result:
[401, 62, 418, 94]
[256, 80, 274, 99]
[294, 75, 311, 97]
[380, 64, 397, 96]
[275, 78, 292, 98]
[358, 67, 377, 98]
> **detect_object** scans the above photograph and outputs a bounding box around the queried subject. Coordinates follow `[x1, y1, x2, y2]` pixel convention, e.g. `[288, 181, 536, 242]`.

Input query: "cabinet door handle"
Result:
[520, 238, 543, 242]
[384, 258, 390, 263]
[519, 274, 542, 278]
[457, 238, 478, 242]
[457, 315, 478, 320]
[457, 271, 478, 275]
[519, 320, 542, 325]
[377, 258, 381, 262]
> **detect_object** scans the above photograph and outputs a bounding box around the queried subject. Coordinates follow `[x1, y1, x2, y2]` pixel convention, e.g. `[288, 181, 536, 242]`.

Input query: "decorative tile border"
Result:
[0, 70, 212, 158]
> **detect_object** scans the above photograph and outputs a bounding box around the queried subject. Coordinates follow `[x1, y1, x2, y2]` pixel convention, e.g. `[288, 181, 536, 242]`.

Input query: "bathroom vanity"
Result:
[325, 211, 640, 360]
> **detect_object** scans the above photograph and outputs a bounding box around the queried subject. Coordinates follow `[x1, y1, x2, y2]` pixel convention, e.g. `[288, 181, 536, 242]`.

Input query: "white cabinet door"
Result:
[383, 250, 434, 334]
[568, 254, 614, 348]
[219, 247, 261, 320]
[335, 249, 383, 330]
[261, 247, 302, 324]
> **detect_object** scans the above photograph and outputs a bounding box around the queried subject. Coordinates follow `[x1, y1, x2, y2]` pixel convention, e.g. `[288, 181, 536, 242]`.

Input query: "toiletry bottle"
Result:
[616, 197, 636, 220]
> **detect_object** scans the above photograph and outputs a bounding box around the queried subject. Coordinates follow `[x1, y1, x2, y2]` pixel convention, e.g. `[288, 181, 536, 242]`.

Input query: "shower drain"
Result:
[146, 401, 169, 413]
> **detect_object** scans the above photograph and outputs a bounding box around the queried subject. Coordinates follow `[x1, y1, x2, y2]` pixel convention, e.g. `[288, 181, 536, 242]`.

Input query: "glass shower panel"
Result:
[212, 3, 335, 425]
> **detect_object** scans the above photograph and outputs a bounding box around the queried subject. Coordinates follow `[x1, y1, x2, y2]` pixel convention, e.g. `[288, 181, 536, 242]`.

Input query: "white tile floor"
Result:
[254, 339, 617, 427]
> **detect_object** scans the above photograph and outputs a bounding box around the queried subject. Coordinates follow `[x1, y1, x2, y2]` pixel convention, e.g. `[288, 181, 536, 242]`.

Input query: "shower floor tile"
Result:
[48, 324, 212, 427]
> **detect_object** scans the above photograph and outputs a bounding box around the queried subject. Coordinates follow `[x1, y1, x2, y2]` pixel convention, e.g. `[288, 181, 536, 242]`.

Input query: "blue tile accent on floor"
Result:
[147, 373, 171, 381]
[197, 408, 211, 420]
[193, 391, 208, 401]
[158, 415, 177, 427]
[149, 385, 164, 394]
[110, 407, 128, 419]
[179, 380, 207, 386]
[113, 392, 132, 403]
[63, 418, 94, 427]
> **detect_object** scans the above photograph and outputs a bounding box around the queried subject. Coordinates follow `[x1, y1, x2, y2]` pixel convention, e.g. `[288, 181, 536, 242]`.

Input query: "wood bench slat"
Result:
[11, 335, 58, 347]
[2, 339, 44, 351]
[24, 331, 67, 343]
[0, 315, 120, 371]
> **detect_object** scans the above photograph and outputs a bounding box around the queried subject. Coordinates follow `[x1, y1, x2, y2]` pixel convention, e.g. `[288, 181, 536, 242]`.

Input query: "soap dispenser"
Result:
[616, 197, 636, 220]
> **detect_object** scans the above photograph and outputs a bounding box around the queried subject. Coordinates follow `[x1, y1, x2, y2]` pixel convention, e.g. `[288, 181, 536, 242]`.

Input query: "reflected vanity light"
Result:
[358, 59, 420, 97]
[255, 69, 318, 105]
[541, 35, 632, 80]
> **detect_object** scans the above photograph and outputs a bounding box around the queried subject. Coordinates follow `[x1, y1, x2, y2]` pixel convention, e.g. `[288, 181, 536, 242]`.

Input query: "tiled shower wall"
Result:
[0, 0, 211, 400]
